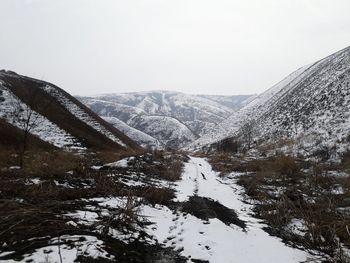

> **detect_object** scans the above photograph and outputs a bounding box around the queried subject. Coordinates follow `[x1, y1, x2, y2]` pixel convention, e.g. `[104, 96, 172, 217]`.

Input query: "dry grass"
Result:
[140, 186, 176, 206]
[208, 152, 350, 260]
[127, 151, 186, 182]
[0, 148, 188, 261]
[0, 149, 18, 168]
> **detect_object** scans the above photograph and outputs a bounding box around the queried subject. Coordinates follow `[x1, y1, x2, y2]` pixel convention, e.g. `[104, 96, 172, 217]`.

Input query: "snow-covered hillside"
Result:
[102, 116, 162, 149]
[191, 46, 350, 159]
[79, 91, 252, 149]
[0, 71, 139, 151]
[0, 83, 84, 149]
[42, 85, 127, 148]
[259, 46, 350, 158]
[189, 64, 313, 149]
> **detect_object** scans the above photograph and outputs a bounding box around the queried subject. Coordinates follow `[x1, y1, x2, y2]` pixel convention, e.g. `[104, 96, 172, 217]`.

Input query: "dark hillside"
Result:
[0, 71, 141, 152]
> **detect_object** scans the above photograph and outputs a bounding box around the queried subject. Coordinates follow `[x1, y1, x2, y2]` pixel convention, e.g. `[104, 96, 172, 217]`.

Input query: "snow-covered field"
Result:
[144, 157, 310, 262]
[2, 156, 314, 262]
[4, 235, 113, 263]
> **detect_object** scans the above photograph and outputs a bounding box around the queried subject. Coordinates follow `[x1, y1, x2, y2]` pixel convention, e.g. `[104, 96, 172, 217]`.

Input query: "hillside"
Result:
[191, 46, 350, 160]
[0, 70, 140, 152]
[79, 91, 252, 149]
[1, 51, 350, 262]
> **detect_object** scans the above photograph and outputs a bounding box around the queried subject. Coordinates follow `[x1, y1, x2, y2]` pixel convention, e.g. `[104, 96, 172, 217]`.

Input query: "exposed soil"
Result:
[176, 196, 246, 230]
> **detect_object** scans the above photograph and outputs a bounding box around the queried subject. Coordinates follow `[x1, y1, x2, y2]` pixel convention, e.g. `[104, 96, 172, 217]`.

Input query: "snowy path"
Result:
[144, 156, 311, 263]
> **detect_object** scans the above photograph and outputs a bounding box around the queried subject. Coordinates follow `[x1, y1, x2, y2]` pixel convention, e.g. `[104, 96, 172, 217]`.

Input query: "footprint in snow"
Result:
[178, 228, 185, 235]
[166, 235, 176, 241]
[168, 225, 177, 232]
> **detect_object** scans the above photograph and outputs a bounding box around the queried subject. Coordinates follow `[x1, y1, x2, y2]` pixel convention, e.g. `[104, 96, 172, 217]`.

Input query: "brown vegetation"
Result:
[208, 152, 350, 261]
[0, 146, 186, 261]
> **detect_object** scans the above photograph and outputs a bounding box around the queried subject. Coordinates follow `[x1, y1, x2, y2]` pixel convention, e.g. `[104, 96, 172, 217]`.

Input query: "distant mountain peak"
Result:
[79, 91, 254, 149]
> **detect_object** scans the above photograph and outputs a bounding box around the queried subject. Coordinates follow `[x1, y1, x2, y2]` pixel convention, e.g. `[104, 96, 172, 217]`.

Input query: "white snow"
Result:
[0, 85, 84, 149]
[105, 156, 135, 168]
[190, 46, 350, 157]
[189, 64, 313, 150]
[102, 116, 162, 149]
[286, 219, 308, 237]
[65, 210, 99, 226]
[144, 157, 311, 263]
[3, 235, 113, 263]
[5, 156, 316, 262]
[127, 115, 197, 148]
[79, 91, 250, 148]
[42, 85, 127, 148]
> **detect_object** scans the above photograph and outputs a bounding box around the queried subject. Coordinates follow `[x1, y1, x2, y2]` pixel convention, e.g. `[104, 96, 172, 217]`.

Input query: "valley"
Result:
[0, 152, 316, 263]
[78, 92, 253, 149]
[0, 46, 350, 263]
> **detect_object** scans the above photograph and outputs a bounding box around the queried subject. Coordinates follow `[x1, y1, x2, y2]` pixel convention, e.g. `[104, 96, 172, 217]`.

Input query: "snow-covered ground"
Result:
[1, 156, 314, 262]
[3, 235, 113, 263]
[144, 157, 311, 263]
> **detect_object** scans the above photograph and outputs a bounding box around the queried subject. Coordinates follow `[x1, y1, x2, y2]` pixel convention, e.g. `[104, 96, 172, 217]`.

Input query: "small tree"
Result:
[240, 119, 258, 150]
[216, 137, 241, 153]
[9, 88, 51, 168]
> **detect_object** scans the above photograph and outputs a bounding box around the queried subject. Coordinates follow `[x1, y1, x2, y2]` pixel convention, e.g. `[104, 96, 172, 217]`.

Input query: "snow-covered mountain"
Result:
[191, 46, 350, 159]
[0, 70, 140, 152]
[79, 91, 252, 149]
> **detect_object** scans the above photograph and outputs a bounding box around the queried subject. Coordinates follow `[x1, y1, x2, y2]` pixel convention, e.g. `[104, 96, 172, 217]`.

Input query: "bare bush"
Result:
[8, 89, 53, 168]
[239, 119, 258, 151]
[100, 194, 143, 236]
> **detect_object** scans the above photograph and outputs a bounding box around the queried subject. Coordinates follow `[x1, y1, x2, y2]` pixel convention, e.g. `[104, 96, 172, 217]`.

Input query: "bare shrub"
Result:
[100, 194, 143, 236]
[216, 137, 242, 153]
[239, 119, 258, 151]
[141, 186, 176, 206]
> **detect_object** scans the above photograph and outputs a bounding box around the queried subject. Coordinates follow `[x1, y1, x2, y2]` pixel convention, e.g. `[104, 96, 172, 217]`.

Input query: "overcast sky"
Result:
[0, 0, 349, 96]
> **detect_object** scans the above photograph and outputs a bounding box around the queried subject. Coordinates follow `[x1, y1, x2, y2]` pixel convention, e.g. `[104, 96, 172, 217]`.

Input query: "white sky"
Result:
[0, 0, 349, 96]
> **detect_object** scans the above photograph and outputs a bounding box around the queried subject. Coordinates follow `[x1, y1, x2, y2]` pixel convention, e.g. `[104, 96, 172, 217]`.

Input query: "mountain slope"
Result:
[102, 116, 162, 149]
[258, 46, 350, 157]
[0, 118, 56, 151]
[189, 64, 312, 149]
[191, 46, 350, 159]
[127, 114, 197, 149]
[79, 91, 252, 149]
[0, 71, 141, 152]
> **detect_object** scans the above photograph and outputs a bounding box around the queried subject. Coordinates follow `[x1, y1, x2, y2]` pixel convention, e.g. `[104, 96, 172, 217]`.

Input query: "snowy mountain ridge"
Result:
[191, 46, 350, 159]
[189, 64, 315, 149]
[79, 91, 253, 149]
[0, 71, 140, 151]
[0, 84, 85, 149]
